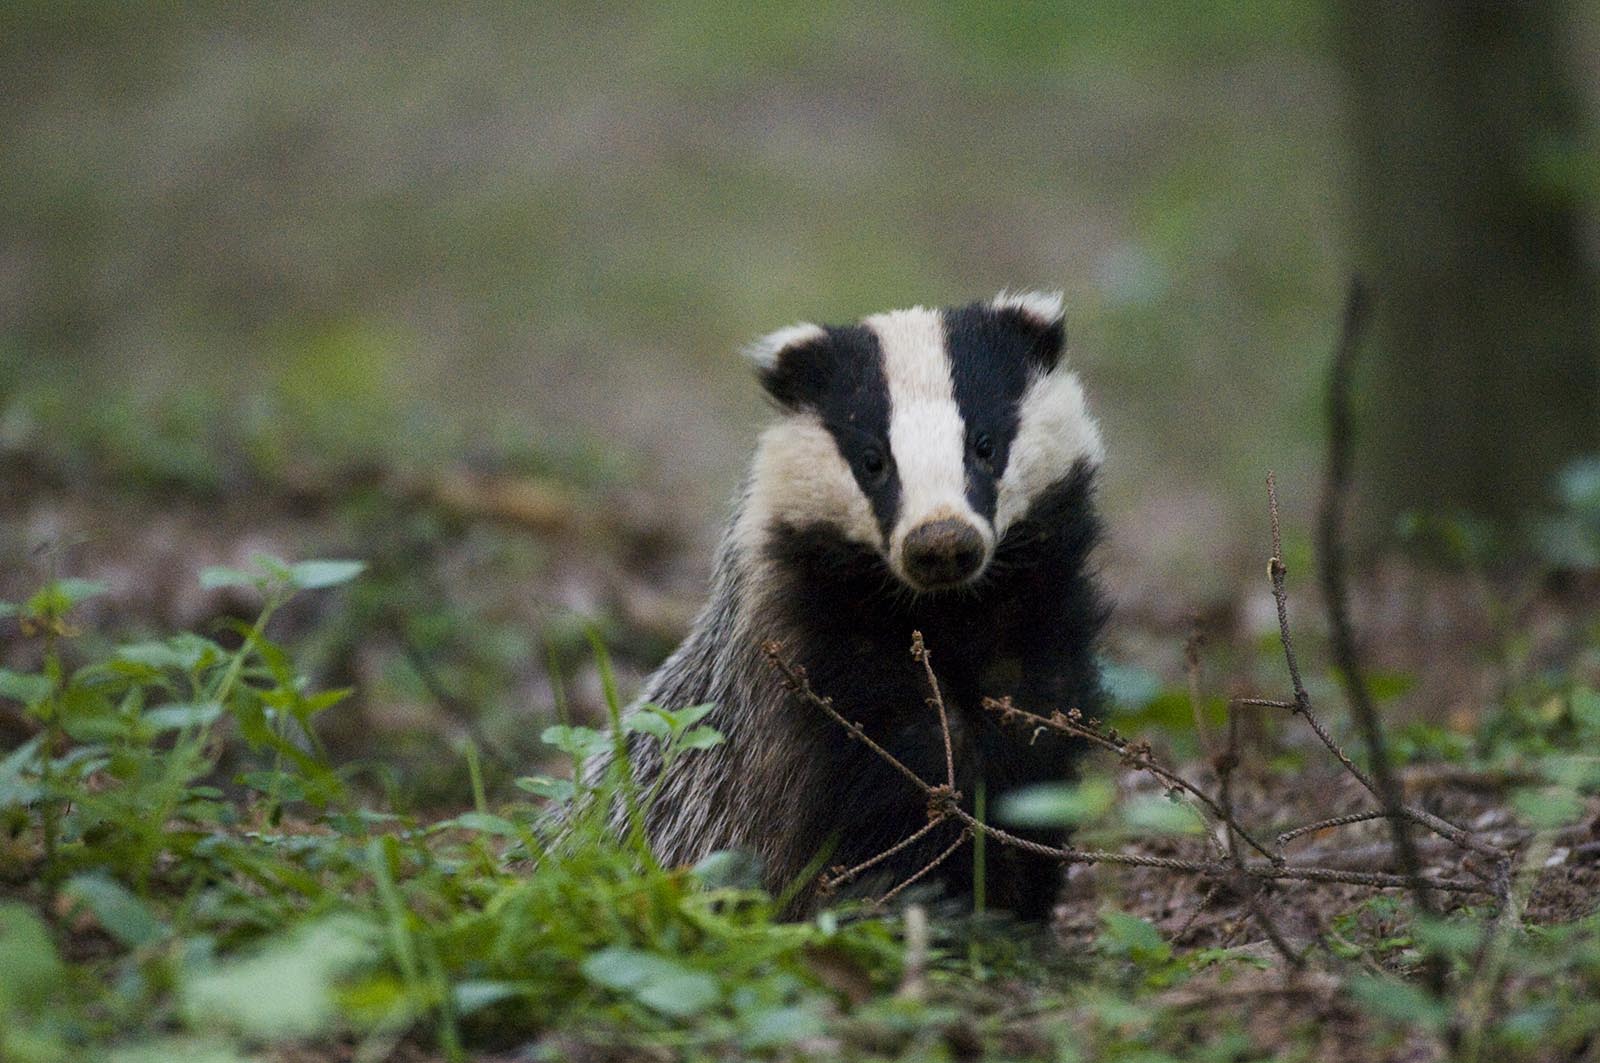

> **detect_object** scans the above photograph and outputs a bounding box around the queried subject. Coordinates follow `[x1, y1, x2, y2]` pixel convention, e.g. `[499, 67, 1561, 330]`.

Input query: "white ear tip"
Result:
[991, 289, 1065, 326]
[743, 322, 827, 370]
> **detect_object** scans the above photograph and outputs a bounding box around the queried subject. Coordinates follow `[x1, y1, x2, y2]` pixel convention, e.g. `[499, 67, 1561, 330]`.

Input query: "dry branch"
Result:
[763, 600, 1509, 922]
[1312, 279, 1435, 921]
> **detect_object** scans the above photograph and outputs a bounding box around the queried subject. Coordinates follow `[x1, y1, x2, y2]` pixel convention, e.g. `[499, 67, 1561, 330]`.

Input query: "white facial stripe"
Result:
[994, 366, 1104, 537]
[736, 412, 882, 553]
[865, 308, 991, 551]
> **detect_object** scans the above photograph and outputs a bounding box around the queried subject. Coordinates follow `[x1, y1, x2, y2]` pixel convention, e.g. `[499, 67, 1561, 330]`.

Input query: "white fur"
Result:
[991, 289, 1065, 328]
[994, 366, 1104, 537]
[735, 412, 882, 554]
[742, 322, 826, 371]
[865, 307, 995, 583]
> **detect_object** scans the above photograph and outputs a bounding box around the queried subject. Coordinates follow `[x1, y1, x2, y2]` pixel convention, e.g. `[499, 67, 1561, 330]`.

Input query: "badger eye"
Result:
[970, 430, 995, 464]
[859, 447, 888, 483]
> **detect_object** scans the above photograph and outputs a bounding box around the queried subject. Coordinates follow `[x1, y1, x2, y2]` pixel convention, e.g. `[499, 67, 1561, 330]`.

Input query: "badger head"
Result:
[738, 291, 1103, 594]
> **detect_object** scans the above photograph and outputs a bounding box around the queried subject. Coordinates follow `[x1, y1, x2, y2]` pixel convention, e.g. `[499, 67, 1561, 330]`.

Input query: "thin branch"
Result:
[1312, 278, 1438, 924]
[1266, 473, 1314, 718]
[876, 829, 972, 907]
[941, 805, 1492, 894]
[1218, 691, 1243, 865]
[763, 641, 937, 800]
[1246, 884, 1308, 968]
[910, 631, 957, 791]
[1232, 697, 1295, 710]
[984, 698, 1280, 864]
[1277, 811, 1389, 849]
[822, 814, 952, 892]
[1241, 694, 1503, 862]
[1185, 619, 1215, 758]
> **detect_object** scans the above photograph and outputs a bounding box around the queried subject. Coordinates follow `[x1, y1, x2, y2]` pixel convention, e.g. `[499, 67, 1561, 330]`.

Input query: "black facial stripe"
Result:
[809, 325, 899, 541]
[941, 303, 1043, 521]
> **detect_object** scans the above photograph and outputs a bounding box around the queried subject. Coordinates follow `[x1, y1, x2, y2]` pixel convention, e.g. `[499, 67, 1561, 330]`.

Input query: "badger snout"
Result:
[900, 518, 987, 589]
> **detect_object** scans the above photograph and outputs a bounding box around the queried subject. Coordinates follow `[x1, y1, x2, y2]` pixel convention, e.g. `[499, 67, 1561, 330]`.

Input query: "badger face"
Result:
[740, 291, 1103, 595]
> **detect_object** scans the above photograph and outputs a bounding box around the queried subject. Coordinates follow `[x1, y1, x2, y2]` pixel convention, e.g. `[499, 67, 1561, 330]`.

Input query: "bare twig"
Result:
[1277, 811, 1390, 849]
[1245, 884, 1308, 968]
[939, 804, 1493, 894]
[1218, 696, 1243, 865]
[1266, 473, 1315, 719]
[911, 631, 957, 791]
[1311, 279, 1437, 925]
[1173, 881, 1224, 944]
[983, 698, 1280, 864]
[1185, 619, 1215, 758]
[763, 642, 938, 800]
[822, 814, 952, 892]
[876, 829, 972, 907]
[1232, 697, 1295, 710]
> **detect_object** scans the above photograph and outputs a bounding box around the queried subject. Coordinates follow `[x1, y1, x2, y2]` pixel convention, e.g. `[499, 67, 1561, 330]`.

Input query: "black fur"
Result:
[758, 325, 902, 542]
[942, 300, 1066, 523]
[763, 460, 1106, 918]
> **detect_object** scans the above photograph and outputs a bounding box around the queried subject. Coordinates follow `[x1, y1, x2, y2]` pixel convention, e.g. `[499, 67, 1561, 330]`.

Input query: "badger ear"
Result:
[991, 289, 1067, 370]
[742, 322, 829, 409]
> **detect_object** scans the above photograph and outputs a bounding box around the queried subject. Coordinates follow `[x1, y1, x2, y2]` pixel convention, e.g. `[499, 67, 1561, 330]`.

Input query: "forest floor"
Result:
[2, 407, 1599, 1062]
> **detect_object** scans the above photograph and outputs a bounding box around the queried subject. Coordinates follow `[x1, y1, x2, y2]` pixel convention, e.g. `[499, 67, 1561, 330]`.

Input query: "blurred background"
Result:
[3, 3, 1597, 795]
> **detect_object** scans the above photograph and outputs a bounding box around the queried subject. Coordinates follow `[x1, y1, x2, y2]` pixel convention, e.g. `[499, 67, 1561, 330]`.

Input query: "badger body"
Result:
[612, 292, 1107, 918]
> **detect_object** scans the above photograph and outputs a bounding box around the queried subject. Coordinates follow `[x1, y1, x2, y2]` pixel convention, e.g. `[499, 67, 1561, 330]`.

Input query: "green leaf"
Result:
[667, 703, 717, 730]
[1413, 916, 1483, 957]
[0, 903, 63, 1010]
[1100, 660, 1163, 711]
[624, 710, 672, 742]
[741, 1005, 825, 1048]
[691, 849, 763, 890]
[30, 577, 109, 612]
[1121, 793, 1203, 834]
[295, 687, 353, 720]
[996, 778, 1116, 828]
[198, 566, 259, 592]
[453, 980, 523, 1016]
[288, 560, 365, 590]
[0, 669, 52, 707]
[441, 812, 521, 837]
[515, 775, 576, 802]
[1571, 687, 1600, 732]
[541, 724, 610, 760]
[0, 736, 44, 807]
[1511, 786, 1586, 829]
[182, 916, 378, 1039]
[1345, 973, 1449, 1028]
[581, 947, 720, 1018]
[141, 702, 225, 733]
[105, 1039, 254, 1063]
[64, 874, 167, 949]
[115, 636, 222, 672]
[677, 726, 725, 751]
[1098, 910, 1171, 967]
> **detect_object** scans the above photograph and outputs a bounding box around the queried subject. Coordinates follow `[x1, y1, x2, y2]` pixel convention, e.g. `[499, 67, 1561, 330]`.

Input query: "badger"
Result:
[603, 291, 1107, 919]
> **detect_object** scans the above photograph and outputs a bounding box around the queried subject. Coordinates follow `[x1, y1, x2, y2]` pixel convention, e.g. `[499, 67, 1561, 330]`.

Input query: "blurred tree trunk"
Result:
[1336, 0, 1599, 537]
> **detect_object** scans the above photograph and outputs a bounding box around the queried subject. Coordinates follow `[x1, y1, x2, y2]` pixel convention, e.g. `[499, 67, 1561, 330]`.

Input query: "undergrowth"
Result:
[1, 557, 1598, 1062]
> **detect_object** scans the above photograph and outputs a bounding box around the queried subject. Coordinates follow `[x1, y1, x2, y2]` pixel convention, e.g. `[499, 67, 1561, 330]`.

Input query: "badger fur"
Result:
[606, 291, 1107, 919]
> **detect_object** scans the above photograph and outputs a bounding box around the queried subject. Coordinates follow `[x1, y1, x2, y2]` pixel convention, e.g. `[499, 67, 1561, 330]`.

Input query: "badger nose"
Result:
[902, 518, 986, 588]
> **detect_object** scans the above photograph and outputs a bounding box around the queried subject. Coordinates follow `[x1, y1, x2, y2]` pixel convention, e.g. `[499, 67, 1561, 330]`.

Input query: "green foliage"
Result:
[2, 558, 1599, 1061]
[0, 565, 918, 1059]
